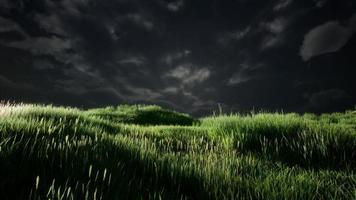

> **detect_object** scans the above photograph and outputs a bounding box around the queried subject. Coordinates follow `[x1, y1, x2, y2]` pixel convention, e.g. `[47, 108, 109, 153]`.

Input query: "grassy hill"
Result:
[1, 103, 356, 199]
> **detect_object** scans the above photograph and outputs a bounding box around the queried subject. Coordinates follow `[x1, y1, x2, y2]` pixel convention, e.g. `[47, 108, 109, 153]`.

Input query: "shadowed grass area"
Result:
[1, 103, 356, 199]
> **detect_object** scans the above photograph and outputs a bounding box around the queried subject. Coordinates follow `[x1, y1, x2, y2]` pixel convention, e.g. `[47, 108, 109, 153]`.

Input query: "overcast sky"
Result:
[0, 0, 355, 115]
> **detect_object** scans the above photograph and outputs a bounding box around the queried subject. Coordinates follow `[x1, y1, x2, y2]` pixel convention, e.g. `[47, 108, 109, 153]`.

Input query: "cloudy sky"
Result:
[0, 0, 355, 115]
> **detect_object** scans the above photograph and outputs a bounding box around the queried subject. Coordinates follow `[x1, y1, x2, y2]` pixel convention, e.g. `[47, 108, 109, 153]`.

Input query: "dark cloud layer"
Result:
[0, 0, 355, 116]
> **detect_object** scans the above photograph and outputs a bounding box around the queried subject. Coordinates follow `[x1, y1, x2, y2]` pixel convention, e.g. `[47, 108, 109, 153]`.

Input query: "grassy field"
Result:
[1, 103, 356, 199]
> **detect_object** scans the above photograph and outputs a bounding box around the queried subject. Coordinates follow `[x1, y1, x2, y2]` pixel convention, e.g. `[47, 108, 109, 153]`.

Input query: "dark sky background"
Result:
[0, 0, 355, 116]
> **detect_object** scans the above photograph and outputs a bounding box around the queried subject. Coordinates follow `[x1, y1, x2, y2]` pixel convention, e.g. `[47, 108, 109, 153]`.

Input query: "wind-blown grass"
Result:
[0, 103, 356, 199]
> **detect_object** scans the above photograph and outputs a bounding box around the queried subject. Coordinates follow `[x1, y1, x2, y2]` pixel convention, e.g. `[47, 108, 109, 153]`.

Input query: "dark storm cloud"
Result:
[300, 13, 356, 61]
[305, 89, 354, 112]
[0, 0, 355, 115]
[313, 0, 327, 8]
[273, 0, 294, 11]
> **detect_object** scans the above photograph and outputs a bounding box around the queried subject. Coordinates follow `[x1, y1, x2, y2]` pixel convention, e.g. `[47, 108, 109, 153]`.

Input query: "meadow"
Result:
[0, 103, 356, 199]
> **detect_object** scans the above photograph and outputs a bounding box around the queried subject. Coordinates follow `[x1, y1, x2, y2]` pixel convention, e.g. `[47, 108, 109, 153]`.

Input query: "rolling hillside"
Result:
[1, 103, 356, 199]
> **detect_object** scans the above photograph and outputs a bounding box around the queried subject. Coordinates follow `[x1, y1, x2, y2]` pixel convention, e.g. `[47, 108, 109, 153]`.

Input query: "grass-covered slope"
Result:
[86, 105, 195, 126]
[0, 103, 356, 199]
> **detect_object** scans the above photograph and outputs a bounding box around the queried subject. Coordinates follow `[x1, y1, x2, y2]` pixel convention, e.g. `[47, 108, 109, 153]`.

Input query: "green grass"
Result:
[86, 105, 195, 126]
[1, 103, 356, 199]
